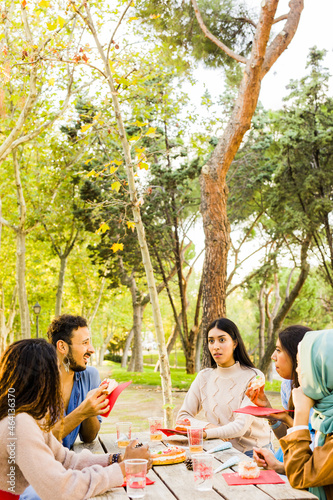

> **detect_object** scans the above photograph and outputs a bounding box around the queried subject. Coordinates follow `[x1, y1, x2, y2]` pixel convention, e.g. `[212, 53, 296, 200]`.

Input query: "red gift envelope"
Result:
[121, 477, 155, 487]
[233, 406, 291, 417]
[157, 428, 188, 437]
[101, 381, 132, 418]
[222, 470, 285, 485]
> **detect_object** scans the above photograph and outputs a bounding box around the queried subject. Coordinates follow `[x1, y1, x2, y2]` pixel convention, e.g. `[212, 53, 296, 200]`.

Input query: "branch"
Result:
[107, 0, 133, 61]
[190, 0, 247, 64]
[273, 14, 288, 24]
[0, 70, 74, 162]
[12, 151, 26, 229]
[262, 0, 304, 78]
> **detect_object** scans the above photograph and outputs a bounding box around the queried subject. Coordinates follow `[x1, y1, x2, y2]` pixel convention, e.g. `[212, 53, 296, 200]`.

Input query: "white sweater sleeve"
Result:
[177, 373, 210, 428]
[205, 412, 254, 439]
[16, 414, 124, 500]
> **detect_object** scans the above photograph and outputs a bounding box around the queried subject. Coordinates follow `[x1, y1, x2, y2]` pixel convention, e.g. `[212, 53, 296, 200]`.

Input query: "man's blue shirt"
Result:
[62, 365, 102, 449]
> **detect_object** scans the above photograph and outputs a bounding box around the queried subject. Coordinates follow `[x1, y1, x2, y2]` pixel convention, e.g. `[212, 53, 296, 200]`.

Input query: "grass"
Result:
[104, 361, 197, 390]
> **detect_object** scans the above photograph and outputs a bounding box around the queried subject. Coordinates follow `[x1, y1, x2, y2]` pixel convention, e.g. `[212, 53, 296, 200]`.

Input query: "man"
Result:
[48, 314, 109, 448]
[20, 315, 109, 500]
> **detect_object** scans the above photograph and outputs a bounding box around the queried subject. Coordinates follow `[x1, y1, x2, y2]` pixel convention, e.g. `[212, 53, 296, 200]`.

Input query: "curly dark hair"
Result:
[47, 314, 88, 346]
[206, 317, 255, 369]
[0, 339, 63, 431]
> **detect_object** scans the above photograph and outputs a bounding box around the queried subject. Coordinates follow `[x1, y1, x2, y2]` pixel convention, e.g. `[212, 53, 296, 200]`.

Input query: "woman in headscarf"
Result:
[280, 329, 333, 500]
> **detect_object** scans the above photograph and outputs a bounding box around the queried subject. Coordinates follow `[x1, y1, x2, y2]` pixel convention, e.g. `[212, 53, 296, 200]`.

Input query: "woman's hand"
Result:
[292, 387, 315, 427]
[245, 385, 271, 408]
[122, 440, 152, 469]
[253, 447, 285, 475]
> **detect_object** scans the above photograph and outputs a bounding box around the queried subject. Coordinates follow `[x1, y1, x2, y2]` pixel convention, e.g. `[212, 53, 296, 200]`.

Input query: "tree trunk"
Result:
[195, 326, 203, 372]
[259, 235, 311, 374]
[55, 254, 67, 317]
[200, 176, 230, 367]
[132, 302, 143, 372]
[98, 322, 114, 366]
[16, 229, 30, 338]
[122, 328, 134, 368]
[258, 284, 266, 361]
[154, 320, 180, 372]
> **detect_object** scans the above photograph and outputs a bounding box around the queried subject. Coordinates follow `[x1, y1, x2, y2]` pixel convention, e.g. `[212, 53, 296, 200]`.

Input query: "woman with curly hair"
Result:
[0, 339, 150, 500]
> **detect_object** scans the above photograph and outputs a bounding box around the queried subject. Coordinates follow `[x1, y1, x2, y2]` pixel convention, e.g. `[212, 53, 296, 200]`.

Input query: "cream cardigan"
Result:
[177, 362, 271, 452]
[0, 413, 123, 499]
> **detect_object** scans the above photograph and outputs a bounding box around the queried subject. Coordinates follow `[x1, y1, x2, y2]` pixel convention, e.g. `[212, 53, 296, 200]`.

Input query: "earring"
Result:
[63, 356, 70, 373]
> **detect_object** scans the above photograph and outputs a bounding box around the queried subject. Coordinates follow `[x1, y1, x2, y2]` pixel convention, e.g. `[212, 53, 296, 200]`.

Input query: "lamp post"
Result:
[33, 302, 41, 338]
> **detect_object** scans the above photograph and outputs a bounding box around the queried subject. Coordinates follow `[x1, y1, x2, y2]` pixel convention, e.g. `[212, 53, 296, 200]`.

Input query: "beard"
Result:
[67, 346, 89, 372]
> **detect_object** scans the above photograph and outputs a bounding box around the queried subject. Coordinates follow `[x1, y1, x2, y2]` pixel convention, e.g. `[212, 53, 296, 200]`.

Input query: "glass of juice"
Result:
[193, 453, 213, 491]
[187, 427, 203, 455]
[116, 421, 132, 448]
[148, 416, 163, 441]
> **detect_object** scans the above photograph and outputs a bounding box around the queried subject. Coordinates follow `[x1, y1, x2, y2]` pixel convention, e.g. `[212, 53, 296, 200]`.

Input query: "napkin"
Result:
[101, 381, 132, 418]
[233, 406, 291, 417]
[222, 470, 285, 485]
[121, 477, 155, 487]
[157, 428, 188, 436]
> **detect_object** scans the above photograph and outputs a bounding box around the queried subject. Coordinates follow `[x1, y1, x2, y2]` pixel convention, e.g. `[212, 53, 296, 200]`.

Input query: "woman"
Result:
[0, 339, 150, 500]
[177, 318, 271, 455]
[280, 329, 333, 500]
[247, 325, 313, 473]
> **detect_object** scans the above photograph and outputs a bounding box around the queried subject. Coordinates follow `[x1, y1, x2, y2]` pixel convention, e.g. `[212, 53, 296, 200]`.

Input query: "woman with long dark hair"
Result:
[0, 339, 150, 500]
[247, 324, 313, 473]
[177, 318, 271, 455]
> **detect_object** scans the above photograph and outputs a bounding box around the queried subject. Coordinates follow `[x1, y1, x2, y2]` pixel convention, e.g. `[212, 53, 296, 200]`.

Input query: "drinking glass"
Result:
[193, 453, 214, 491]
[148, 416, 163, 441]
[187, 427, 203, 454]
[124, 459, 148, 499]
[116, 421, 132, 448]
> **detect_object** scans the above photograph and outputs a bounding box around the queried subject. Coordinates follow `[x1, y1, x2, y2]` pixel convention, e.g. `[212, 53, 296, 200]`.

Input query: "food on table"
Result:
[100, 378, 118, 394]
[175, 418, 191, 432]
[248, 375, 265, 391]
[151, 446, 186, 465]
[238, 461, 260, 479]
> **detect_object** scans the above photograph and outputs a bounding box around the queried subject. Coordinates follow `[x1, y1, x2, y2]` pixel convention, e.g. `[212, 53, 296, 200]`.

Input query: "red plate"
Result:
[157, 428, 188, 436]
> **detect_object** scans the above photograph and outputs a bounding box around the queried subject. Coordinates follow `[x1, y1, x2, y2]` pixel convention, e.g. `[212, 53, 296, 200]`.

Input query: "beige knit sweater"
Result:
[177, 362, 271, 453]
[0, 413, 123, 499]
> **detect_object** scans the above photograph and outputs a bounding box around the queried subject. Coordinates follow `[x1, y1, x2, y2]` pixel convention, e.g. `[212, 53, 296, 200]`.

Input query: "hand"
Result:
[253, 447, 285, 474]
[292, 387, 314, 426]
[123, 440, 152, 470]
[245, 385, 271, 408]
[79, 386, 110, 418]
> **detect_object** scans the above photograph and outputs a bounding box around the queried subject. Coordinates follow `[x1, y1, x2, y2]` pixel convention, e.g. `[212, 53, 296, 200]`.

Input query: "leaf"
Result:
[110, 166, 118, 174]
[145, 127, 157, 138]
[81, 123, 93, 133]
[85, 169, 96, 177]
[57, 16, 65, 28]
[112, 159, 123, 165]
[111, 242, 124, 253]
[149, 14, 161, 19]
[21, 0, 27, 8]
[47, 21, 57, 31]
[48, 78, 55, 86]
[138, 162, 149, 170]
[96, 222, 110, 234]
[111, 181, 121, 192]
[39, 0, 50, 7]
[127, 221, 135, 232]
[84, 158, 94, 165]
[134, 120, 148, 127]
[135, 147, 146, 153]
[129, 135, 140, 142]
[127, 16, 139, 22]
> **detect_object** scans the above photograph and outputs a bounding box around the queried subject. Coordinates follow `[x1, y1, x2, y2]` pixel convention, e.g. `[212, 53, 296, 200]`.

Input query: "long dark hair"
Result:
[206, 318, 255, 369]
[278, 324, 312, 412]
[0, 339, 63, 431]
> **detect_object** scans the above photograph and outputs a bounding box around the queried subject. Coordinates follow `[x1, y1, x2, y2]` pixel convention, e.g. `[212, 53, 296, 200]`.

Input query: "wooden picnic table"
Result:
[74, 432, 317, 500]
